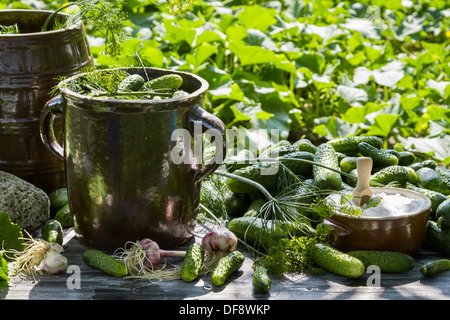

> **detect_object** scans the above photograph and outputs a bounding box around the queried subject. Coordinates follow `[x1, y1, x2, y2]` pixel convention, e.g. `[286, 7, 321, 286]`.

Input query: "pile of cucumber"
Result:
[220, 135, 450, 281]
[222, 135, 449, 216]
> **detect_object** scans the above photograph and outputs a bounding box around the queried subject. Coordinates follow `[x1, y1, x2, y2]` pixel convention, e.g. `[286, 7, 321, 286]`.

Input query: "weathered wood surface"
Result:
[2, 224, 450, 301]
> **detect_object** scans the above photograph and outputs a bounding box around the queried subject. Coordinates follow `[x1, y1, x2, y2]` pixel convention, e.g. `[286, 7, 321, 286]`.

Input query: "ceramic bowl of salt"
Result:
[324, 187, 432, 255]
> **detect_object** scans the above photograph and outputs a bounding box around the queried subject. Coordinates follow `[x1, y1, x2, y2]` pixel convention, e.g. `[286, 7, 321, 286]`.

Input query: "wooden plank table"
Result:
[2, 224, 450, 302]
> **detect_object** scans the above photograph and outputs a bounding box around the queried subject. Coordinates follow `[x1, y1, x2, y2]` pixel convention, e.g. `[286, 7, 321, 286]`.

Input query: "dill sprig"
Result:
[0, 23, 20, 34]
[165, 0, 199, 15]
[42, 0, 128, 57]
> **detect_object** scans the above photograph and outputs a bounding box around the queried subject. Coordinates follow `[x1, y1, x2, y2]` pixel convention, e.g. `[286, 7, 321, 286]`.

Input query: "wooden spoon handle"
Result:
[352, 157, 373, 206]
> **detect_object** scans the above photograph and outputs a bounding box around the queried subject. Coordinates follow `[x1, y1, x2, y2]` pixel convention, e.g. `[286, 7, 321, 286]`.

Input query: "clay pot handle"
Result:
[188, 105, 227, 183]
[39, 95, 65, 161]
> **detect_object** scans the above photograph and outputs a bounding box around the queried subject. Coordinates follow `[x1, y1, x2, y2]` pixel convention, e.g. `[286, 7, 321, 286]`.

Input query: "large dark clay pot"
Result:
[0, 9, 93, 192]
[40, 67, 227, 251]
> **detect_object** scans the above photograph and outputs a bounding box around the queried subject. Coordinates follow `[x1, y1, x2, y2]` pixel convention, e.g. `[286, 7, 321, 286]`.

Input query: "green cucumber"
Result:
[48, 187, 68, 218]
[416, 167, 443, 192]
[405, 166, 418, 185]
[293, 138, 317, 154]
[328, 136, 383, 154]
[436, 166, 450, 195]
[42, 219, 63, 245]
[420, 259, 450, 277]
[358, 142, 399, 167]
[118, 74, 145, 91]
[279, 151, 315, 177]
[224, 149, 255, 172]
[252, 266, 271, 294]
[313, 143, 342, 191]
[424, 221, 450, 257]
[340, 156, 358, 173]
[224, 192, 250, 217]
[311, 243, 365, 278]
[243, 199, 266, 217]
[259, 140, 291, 158]
[436, 199, 450, 230]
[54, 203, 74, 228]
[370, 165, 410, 187]
[397, 151, 416, 166]
[210, 251, 245, 286]
[422, 160, 438, 169]
[347, 250, 415, 273]
[171, 90, 189, 98]
[227, 216, 315, 251]
[406, 183, 448, 213]
[83, 249, 128, 277]
[181, 243, 204, 282]
[225, 162, 280, 194]
[143, 74, 183, 90]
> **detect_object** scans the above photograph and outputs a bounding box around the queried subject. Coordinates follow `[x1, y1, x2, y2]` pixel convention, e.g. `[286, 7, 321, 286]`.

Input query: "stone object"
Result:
[0, 170, 50, 231]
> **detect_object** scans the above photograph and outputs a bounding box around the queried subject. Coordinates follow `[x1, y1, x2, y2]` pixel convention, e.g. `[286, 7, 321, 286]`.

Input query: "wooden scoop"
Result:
[352, 157, 373, 207]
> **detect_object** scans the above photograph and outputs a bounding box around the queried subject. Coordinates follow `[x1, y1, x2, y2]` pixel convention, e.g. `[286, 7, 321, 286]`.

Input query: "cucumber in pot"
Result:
[118, 74, 145, 91]
[227, 216, 315, 251]
[311, 243, 365, 278]
[279, 151, 315, 177]
[416, 167, 443, 193]
[420, 259, 450, 277]
[347, 250, 415, 273]
[328, 136, 383, 154]
[42, 219, 63, 245]
[210, 251, 245, 286]
[370, 165, 410, 187]
[424, 221, 450, 257]
[406, 183, 447, 213]
[358, 142, 399, 167]
[293, 138, 317, 154]
[313, 143, 342, 191]
[171, 90, 189, 98]
[436, 199, 450, 230]
[225, 162, 280, 194]
[181, 243, 204, 282]
[48, 187, 68, 218]
[252, 266, 271, 294]
[83, 249, 128, 277]
[143, 74, 183, 90]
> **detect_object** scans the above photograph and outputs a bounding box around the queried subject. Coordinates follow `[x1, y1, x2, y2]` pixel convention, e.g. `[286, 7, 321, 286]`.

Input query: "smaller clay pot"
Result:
[324, 187, 431, 255]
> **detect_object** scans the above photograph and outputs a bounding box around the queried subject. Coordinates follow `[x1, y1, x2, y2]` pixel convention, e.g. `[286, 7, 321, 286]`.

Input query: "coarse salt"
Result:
[327, 191, 429, 218]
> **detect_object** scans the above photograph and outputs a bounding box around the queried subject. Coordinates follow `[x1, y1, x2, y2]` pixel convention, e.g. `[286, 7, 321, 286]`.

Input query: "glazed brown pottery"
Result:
[324, 187, 431, 255]
[40, 67, 226, 252]
[0, 9, 93, 192]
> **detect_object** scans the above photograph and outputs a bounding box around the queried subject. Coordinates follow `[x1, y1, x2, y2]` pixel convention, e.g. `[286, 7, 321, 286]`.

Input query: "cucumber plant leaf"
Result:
[0, 212, 24, 262]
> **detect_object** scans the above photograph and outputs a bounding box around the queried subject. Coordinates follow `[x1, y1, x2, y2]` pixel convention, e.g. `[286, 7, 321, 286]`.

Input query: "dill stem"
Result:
[42, 2, 75, 31]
